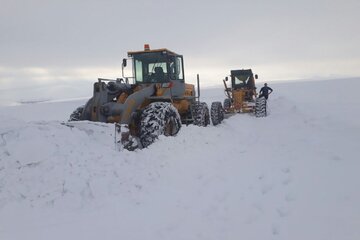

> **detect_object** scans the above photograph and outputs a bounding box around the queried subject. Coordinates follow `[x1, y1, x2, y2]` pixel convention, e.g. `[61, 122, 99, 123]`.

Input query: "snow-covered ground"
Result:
[0, 78, 359, 240]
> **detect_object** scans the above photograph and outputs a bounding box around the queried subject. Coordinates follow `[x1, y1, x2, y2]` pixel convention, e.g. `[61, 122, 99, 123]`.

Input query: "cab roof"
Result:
[127, 48, 180, 57]
[231, 69, 253, 76]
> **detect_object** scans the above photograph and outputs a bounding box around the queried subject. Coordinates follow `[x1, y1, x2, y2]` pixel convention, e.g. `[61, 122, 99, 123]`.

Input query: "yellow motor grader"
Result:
[69, 45, 211, 149]
[210, 69, 266, 125]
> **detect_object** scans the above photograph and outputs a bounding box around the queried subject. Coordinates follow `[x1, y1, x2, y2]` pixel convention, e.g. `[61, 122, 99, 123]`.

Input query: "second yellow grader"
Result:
[210, 69, 267, 126]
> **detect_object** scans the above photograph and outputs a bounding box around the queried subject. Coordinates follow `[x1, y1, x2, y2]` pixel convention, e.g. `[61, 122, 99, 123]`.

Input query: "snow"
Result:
[0, 78, 359, 240]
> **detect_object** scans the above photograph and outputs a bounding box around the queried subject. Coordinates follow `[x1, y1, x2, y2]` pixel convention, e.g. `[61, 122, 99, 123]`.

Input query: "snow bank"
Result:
[0, 78, 359, 240]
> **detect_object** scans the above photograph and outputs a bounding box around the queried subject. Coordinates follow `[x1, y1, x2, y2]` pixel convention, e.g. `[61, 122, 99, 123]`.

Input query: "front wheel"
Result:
[255, 97, 267, 117]
[223, 98, 231, 111]
[139, 102, 182, 148]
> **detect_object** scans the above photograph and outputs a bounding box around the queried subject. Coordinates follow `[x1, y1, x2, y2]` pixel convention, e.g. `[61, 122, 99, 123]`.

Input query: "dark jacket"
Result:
[260, 86, 273, 96]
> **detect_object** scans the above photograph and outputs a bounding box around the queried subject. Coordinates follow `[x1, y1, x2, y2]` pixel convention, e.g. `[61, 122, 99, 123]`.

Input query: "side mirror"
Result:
[122, 58, 127, 67]
[225, 76, 229, 81]
[255, 74, 258, 79]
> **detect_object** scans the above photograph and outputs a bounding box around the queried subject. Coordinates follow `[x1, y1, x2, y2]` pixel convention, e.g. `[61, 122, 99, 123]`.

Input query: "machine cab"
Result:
[230, 69, 257, 90]
[127, 46, 185, 84]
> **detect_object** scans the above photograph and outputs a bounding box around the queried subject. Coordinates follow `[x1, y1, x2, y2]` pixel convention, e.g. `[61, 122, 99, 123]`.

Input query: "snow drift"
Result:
[0, 78, 359, 240]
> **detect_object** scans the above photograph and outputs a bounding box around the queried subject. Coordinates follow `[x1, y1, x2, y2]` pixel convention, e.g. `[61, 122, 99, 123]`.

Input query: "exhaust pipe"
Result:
[197, 74, 200, 101]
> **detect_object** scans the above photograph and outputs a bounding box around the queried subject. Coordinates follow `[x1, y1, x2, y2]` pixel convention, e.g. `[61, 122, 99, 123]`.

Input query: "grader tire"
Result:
[192, 102, 210, 127]
[211, 101, 224, 126]
[223, 98, 231, 111]
[255, 97, 267, 117]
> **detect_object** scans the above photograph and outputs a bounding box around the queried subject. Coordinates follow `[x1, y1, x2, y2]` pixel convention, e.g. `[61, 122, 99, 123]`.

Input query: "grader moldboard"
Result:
[69, 45, 214, 150]
[210, 69, 267, 126]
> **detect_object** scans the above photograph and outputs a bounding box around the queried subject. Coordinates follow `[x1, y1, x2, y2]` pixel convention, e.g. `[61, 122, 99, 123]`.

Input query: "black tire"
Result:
[68, 97, 93, 121]
[255, 97, 267, 117]
[192, 102, 210, 127]
[211, 101, 224, 126]
[139, 102, 182, 148]
[81, 97, 93, 121]
[201, 102, 211, 126]
[69, 106, 84, 121]
[223, 98, 231, 111]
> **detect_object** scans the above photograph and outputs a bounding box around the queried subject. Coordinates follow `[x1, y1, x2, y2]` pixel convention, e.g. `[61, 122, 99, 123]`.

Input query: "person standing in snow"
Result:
[258, 83, 273, 99]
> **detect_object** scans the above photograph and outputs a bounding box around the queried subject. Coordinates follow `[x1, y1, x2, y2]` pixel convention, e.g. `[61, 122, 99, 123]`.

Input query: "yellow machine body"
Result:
[223, 69, 258, 114]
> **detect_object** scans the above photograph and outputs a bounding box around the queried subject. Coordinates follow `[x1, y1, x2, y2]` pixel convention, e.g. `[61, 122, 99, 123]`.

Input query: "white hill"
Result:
[0, 78, 359, 240]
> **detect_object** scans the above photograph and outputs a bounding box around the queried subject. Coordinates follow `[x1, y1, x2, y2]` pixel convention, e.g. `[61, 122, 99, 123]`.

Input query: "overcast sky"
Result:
[1, 0, 360, 101]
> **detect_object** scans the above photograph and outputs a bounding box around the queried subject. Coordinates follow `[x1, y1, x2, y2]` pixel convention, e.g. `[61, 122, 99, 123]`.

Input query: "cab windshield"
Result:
[133, 52, 184, 83]
[234, 75, 250, 85]
[232, 74, 251, 88]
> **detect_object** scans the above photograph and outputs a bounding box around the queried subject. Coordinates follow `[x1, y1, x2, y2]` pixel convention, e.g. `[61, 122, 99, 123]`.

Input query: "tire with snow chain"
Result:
[192, 102, 210, 127]
[69, 106, 84, 121]
[201, 102, 211, 126]
[255, 97, 267, 117]
[139, 102, 182, 148]
[223, 98, 231, 111]
[68, 97, 93, 121]
[211, 101, 224, 126]
[81, 97, 93, 121]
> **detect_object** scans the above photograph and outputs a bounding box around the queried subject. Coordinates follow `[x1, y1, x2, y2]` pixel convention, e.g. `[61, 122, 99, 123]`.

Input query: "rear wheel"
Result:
[69, 97, 94, 121]
[192, 102, 210, 127]
[211, 101, 224, 126]
[81, 97, 93, 121]
[255, 97, 267, 117]
[69, 106, 84, 121]
[139, 102, 182, 148]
